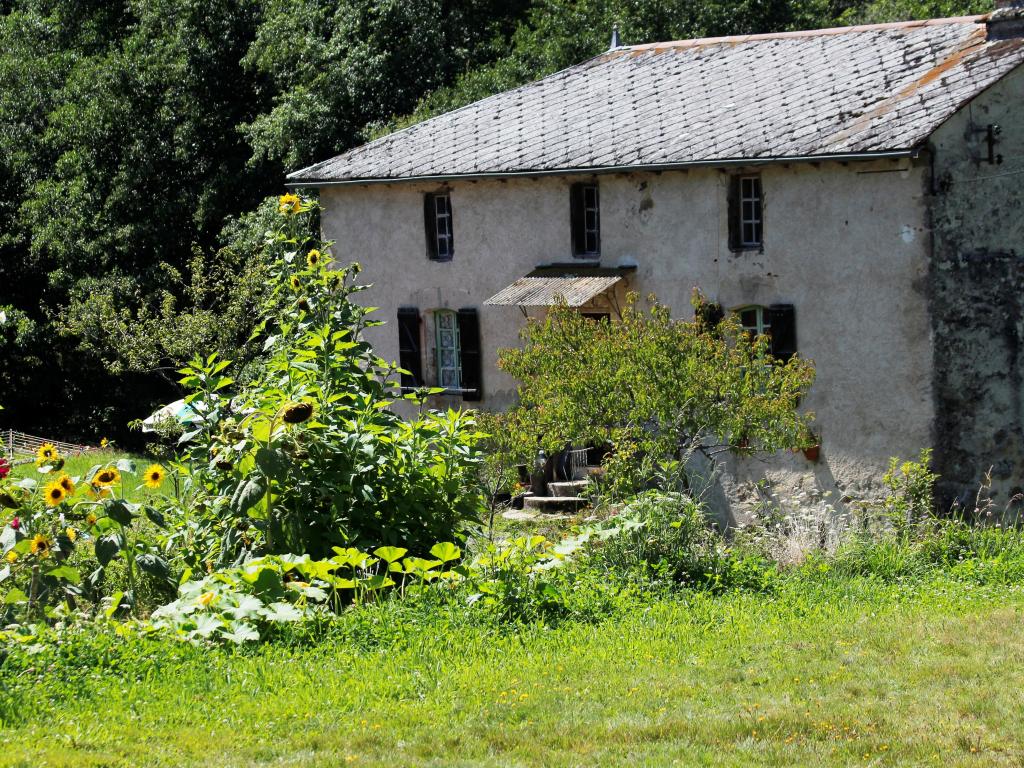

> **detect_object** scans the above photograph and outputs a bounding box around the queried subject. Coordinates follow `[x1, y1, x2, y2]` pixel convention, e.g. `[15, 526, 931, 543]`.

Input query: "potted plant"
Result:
[800, 427, 821, 462]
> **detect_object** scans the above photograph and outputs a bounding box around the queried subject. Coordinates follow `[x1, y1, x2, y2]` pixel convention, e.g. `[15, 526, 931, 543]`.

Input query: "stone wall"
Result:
[928, 64, 1024, 514]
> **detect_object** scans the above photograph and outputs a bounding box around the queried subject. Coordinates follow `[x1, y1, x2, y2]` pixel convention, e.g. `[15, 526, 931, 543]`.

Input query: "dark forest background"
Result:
[0, 0, 988, 443]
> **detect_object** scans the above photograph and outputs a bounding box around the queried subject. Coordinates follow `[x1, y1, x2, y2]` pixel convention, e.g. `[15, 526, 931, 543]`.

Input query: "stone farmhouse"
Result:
[289, 6, 1024, 518]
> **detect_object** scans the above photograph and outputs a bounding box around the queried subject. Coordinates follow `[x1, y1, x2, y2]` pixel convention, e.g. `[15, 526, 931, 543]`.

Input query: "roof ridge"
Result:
[616, 14, 987, 52]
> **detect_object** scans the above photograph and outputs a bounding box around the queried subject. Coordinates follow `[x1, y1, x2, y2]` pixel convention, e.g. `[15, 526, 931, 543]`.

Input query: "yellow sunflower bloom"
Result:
[5, 550, 17, 563]
[30, 534, 52, 557]
[43, 480, 66, 507]
[142, 464, 166, 489]
[58, 474, 75, 494]
[36, 443, 61, 466]
[306, 249, 322, 268]
[93, 467, 120, 487]
[278, 193, 302, 215]
[85, 512, 98, 526]
[290, 275, 302, 291]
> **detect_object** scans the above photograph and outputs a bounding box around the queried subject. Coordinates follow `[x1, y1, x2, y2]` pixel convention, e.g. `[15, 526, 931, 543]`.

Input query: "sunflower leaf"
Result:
[95, 534, 121, 566]
[104, 500, 135, 527]
[135, 554, 170, 581]
[144, 506, 168, 529]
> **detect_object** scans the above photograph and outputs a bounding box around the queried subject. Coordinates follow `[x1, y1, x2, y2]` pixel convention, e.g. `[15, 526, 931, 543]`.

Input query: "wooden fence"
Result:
[3, 430, 95, 461]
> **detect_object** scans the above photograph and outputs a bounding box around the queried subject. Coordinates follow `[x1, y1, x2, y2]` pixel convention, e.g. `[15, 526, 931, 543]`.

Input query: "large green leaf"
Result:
[103, 499, 136, 527]
[430, 542, 461, 563]
[255, 447, 289, 481]
[373, 546, 408, 564]
[135, 554, 170, 581]
[230, 475, 267, 516]
[46, 565, 81, 585]
[95, 534, 121, 566]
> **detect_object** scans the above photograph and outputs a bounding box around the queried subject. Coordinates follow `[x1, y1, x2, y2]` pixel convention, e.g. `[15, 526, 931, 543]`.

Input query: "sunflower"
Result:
[85, 512, 98, 526]
[290, 275, 302, 291]
[43, 480, 67, 507]
[142, 464, 166, 489]
[29, 533, 52, 557]
[93, 467, 120, 487]
[57, 474, 75, 494]
[306, 249, 322, 268]
[5, 550, 16, 564]
[36, 443, 61, 466]
[278, 193, 302, 215]
[65, 527, 77, 542]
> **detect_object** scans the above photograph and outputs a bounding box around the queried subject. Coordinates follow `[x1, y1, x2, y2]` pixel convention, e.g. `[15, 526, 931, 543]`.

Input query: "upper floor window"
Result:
[729, 175, 763, 250]
[570, 182, 600, 258]
[424, 191, 453, 261]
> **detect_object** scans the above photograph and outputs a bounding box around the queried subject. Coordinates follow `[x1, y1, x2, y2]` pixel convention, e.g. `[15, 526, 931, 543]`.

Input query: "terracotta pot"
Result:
[802, 444, 821, 462]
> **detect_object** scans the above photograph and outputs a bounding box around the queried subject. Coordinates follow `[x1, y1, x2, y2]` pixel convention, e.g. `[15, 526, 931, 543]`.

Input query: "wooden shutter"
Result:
[727, 176, 740, 250]
[457, 308, 482, 402]
[768, 304, 796, 362]
[423, 194, 438, 260]
[397, 308, 423, 387]
[570, 183, 585, 256]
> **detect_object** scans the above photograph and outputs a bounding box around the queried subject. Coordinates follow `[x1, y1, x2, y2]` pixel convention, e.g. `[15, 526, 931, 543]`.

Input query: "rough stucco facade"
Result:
[300, 13, 1024, 522]
[322, 157, 936, 519]
[928, 64, 1024, 513]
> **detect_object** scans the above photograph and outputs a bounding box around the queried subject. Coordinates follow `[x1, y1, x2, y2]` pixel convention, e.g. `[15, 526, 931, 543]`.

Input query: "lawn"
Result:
[1, 574, 1021, 767]
[8, 450, 172, 504]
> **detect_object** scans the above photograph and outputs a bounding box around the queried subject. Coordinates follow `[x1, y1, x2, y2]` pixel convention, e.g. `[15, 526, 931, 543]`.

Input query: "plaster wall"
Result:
[320, 158, 934, 519]
[928, 64, 1024, 514]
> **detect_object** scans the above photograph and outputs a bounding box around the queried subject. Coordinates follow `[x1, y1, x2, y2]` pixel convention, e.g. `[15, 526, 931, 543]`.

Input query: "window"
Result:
[735, 304, 796, 362]
[430, 308, 483, 400]
[570, 182, 600, 257]
[424, 192, 454, 260]
[435, 310, 461, 390]
[729, 175, 763, 250]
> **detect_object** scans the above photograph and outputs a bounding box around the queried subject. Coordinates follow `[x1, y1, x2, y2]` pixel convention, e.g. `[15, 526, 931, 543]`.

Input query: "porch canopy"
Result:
[484, 265, 634, 308]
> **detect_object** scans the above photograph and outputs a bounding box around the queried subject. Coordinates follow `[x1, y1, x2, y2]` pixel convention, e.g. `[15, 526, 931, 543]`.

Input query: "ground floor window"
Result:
[435, 310, 462, 391]
[735, 304, 796, 362]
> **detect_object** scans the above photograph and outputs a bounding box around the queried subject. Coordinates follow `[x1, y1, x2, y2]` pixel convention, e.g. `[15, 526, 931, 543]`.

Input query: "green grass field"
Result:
[1, 574, 1021, 767]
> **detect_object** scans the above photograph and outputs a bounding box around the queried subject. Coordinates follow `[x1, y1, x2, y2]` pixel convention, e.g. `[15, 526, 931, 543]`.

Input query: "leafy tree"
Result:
[497, 294, 816, 491]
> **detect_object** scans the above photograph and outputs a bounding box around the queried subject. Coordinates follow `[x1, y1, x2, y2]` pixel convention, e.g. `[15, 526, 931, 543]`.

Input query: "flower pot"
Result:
[802, 444, 820, 462]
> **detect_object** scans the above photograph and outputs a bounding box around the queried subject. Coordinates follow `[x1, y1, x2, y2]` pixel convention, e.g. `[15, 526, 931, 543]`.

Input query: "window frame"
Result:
[737, 305, 771, 339]
[571, 182, 601, 258]
[434, 309, 462, 392]
[729, 174, 764, 251]
[425, 191, 454, 261]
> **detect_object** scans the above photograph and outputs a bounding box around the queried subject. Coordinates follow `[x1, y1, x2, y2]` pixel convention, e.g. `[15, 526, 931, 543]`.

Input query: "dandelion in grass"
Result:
[30, 533, 51, 557]
[43, 480, 66, 507]
[93, 467, 120, 487]
[142, 464, 166, 489]
[57, 474, 75, 495]
[278, 193, 302, 215]
[306, 249, 322, 268]
[36, 443, 60, 466]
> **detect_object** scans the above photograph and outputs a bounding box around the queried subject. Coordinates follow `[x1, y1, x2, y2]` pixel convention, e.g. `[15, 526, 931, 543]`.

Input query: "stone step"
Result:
[548, 480, 590, 497]
[523, 495, 589, 513]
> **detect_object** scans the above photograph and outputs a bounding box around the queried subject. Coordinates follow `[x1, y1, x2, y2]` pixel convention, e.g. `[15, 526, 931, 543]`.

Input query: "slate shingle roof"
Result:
[288, 16, 1024, 185]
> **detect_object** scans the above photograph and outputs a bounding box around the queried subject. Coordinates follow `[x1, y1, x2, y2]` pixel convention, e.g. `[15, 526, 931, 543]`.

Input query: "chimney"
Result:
[988, 0, 1024, 40]
[609, 23, 622, 50]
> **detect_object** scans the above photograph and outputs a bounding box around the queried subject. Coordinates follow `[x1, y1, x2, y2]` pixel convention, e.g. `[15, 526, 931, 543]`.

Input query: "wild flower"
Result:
[43, 480, 67, 507]
[143, 464, 166, 490]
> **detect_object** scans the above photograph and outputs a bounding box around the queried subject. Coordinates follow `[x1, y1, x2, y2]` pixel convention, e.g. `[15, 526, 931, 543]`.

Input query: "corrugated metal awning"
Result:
[484, 266, 634, 308]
